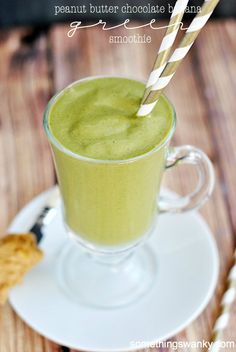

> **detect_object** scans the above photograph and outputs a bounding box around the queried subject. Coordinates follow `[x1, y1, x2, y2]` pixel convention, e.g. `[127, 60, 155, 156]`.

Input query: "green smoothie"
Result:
[46, 77, 175, 247]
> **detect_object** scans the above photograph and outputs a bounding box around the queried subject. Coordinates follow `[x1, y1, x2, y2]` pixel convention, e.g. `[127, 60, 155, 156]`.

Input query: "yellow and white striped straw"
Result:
[142, 0, 190, 101]
[209, 249, 236, 352]
[137, 0, 220, 117]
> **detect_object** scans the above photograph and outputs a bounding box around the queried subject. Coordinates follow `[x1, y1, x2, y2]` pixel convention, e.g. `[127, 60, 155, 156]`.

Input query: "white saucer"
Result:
[8, 188, 219, 351]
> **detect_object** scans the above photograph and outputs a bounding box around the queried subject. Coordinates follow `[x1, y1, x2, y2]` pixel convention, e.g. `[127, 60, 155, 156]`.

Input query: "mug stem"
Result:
[56, 239, 158, 308]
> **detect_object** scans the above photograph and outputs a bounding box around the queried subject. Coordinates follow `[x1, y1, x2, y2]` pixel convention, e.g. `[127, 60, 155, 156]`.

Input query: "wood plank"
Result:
[50, 21, 236, 351]
[0, 28, 57, 352]
[143, 22, 235, 350]
[194, 19, 236, 347]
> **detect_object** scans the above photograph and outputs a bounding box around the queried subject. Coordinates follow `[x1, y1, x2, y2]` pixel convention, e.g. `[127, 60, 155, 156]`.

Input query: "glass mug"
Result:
[44, 76, 214, 308]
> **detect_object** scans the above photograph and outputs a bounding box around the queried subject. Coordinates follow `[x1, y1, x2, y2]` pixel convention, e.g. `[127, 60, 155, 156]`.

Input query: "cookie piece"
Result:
[0, 233, 43, 304]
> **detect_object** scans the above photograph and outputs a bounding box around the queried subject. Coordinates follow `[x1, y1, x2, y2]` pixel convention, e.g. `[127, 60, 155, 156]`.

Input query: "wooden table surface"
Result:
[0, 20, 235, 352]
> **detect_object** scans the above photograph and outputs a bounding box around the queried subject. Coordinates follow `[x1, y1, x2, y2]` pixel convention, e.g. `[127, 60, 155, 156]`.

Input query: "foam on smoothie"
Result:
[48, 77, 173, 160]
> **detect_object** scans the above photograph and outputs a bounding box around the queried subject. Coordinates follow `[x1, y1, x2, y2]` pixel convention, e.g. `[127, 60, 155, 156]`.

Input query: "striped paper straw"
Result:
[208, 249, 236, 352]
[142, 0, 190, 102]
[137, 0, 220, 117]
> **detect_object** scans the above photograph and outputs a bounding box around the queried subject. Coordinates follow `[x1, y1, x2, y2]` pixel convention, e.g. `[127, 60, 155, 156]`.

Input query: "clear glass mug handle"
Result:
[158, 145, 215, 213]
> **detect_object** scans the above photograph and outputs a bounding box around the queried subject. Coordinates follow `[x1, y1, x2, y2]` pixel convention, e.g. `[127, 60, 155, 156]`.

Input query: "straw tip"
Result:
[136, 101, 156, 117]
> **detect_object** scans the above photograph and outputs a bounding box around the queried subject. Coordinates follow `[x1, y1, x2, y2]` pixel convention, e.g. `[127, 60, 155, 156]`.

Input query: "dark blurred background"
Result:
[0, 0, 235, 28]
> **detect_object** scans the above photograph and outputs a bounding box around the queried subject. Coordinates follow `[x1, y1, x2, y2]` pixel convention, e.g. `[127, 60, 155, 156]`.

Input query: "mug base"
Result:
[56, 240, 158, 309]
